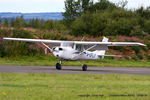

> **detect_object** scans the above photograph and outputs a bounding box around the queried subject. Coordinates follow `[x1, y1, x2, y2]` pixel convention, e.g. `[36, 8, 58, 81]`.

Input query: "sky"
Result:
[0, 0, 150, 13]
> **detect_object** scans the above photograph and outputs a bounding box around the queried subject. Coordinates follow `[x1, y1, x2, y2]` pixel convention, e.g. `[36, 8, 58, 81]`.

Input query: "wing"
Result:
[75, 41, 146, 46]
[75, 41, 146, 50]
[3, 37, 63, 47]
[3, 37, 146, 50]
[3, 37, 62, 44]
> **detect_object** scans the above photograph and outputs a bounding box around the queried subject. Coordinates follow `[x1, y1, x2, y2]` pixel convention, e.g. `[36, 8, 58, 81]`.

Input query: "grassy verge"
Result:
[0, 55, 150, 67]
[0, 73, 150, 100]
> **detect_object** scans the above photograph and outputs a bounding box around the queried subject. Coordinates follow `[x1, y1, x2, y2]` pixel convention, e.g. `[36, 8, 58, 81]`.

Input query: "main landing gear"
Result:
[82, 64, 87, 71]
[56, 61, 88, 71]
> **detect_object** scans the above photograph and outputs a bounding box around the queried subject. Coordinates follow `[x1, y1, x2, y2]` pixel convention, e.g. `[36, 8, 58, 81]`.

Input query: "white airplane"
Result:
[3, 37, 146, 71]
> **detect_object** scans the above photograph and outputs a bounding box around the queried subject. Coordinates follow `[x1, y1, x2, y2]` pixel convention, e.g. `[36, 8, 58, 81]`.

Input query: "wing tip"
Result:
[139, 43, 146, 46]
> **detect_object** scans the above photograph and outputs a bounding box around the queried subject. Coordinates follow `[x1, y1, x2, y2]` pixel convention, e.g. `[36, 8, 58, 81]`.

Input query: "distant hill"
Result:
[0, 12, 63, 21]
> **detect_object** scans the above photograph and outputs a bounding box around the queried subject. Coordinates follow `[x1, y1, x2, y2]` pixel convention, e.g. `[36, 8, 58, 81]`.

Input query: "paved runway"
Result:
[0, 65, 150, 75]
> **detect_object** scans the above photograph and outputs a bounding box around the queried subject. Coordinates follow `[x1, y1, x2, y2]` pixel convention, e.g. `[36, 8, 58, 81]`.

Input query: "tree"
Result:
[88, 0, 117, 12]
[130, 25, 142, 36]
[0, 17, 1, 27]
[71, 11, 93, 36]
[21, 19, 27, 27]
[39, 19, 45, 29]
[29, 18, 35, 27]
[3, 18, 9, 27]
[136, 6, 150, 19]
[44, 20, 54, 30]
[144, 20, 150, 34]
[34, 18, 40, 28]
[14, 17, 21, 28]
[0, 17, 1, 24]
[116, 0, 128, 8]
[63, 0, 79, 25]
[10, 18, 15, 27]
[63, 0, 93, 25]
[79, 0, 93, 12]
[19, 15, 27, 27]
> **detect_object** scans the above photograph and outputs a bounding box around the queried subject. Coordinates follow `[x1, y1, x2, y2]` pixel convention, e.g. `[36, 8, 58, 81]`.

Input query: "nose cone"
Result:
[53, 52, 59, 58]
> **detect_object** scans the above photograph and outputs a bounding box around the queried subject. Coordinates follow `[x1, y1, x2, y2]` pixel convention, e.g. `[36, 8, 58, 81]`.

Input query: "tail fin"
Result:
[102, 37, 109, 42]
[100, 37, 109, 56]
[93, 37, 109, 59]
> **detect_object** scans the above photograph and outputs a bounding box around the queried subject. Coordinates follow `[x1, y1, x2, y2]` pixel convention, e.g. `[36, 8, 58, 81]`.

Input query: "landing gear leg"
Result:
[82, 64, 87, 71]
[78, 61, 87, 71]
[56, 61, 62, 70]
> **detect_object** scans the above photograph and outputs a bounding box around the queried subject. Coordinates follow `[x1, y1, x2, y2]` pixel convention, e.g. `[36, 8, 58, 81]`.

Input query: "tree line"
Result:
[0, 16, 65, 31]
[63, 0, 150, 36]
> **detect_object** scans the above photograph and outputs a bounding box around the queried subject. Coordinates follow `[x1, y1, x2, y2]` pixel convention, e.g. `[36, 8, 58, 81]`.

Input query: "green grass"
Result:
[0, 55, 150, 67]
[0, 73, 150, 100]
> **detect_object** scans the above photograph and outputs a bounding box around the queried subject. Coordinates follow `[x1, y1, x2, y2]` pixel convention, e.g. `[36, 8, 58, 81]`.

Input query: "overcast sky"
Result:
[0, 0, 149, 13]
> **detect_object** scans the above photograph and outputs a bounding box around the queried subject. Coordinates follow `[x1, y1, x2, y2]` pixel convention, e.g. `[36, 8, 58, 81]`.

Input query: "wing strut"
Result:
[41, 42, 53, 52]
[85, 45, 97, 51]
[73, 44, 97, 60]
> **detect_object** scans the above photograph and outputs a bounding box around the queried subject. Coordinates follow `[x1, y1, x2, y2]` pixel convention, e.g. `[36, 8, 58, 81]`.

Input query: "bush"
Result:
[43, 33, 58, 40]
[137, 53, 143, 60]
[148, 56, 150, 61]
[124, 55, 129, 60]
[43, 33, 68, 40]
[131, 46, 140, 54]
[0, 42, 6, 57]
[12, 29, 33, 38]
[2, 29, 44, 57]
[0, 29, 11, 37]
[146, 43, 150, 49]
[110, 46, 124, 52]
[144, 20, 150, 34]
[131, 56, 138, 61]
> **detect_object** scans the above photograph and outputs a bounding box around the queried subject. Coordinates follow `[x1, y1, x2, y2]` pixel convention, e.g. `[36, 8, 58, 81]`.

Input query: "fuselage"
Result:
[52, 46, 102, 61]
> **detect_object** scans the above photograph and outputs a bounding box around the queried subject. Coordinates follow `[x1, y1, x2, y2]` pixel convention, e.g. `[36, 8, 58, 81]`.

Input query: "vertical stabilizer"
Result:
[100, 37, 109, 57]
[102, 37, 109, 42]
[94, 37, 109, 59]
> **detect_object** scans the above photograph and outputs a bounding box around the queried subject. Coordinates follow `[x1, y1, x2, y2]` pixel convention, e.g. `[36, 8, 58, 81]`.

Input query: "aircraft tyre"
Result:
[56, 63, 62, 70]
[82, 64, 87, 71]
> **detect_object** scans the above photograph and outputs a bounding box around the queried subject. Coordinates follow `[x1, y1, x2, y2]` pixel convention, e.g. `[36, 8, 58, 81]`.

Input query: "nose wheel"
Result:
[82, 64, 87, 71]
[56, 63, 62, 70]
[56, 61, 62, 70]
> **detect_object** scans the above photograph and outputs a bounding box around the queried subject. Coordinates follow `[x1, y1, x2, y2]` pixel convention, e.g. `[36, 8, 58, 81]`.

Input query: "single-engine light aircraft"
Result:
[3, 37, 146, 71]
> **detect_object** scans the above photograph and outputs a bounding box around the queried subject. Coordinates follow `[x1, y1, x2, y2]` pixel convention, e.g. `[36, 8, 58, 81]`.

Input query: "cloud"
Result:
[0, 0, 149, 12]
[0, 0, 65, 3]
[109, 0, 150, 9]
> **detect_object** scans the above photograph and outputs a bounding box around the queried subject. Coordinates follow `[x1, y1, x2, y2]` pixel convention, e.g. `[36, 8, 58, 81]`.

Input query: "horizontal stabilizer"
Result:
[98, 55, 122, 57]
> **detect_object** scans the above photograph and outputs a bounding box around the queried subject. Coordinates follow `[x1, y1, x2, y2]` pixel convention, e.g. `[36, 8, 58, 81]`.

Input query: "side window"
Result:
[59, 48, 63, 51]
[76, 45, 81, 51]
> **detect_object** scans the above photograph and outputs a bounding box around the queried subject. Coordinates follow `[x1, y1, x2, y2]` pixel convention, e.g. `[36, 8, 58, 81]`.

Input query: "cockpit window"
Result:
[76, 45, 82, 51]
[59, 48, 63, 51]
[53, 47, 56, 51]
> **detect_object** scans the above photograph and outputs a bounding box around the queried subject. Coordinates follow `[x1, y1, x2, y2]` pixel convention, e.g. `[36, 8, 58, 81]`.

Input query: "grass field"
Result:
[0, 55, 150, 67]
[0, 56, 150, 100]
[0, 73, 150, 100]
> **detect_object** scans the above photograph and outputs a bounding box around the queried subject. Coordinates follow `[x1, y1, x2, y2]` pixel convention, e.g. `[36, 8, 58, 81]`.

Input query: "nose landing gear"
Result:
[56, 63, 61, 70]
[56, 61, 62, 70]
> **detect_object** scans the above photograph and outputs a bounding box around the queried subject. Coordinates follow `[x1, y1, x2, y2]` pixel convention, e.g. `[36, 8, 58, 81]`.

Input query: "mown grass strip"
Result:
[0, 55, 150, 67]
[0, 73, 150, 100]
